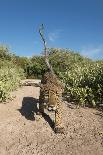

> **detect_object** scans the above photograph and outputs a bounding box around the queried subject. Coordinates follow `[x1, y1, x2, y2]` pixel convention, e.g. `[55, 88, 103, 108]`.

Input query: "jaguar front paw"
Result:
[54, 126, 65, 134]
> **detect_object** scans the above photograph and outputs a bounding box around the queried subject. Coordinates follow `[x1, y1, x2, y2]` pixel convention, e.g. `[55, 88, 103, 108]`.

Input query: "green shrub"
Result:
[48, 48, 103, 107]
[1, 45, 103, 107]
[0, 45, 25, 102]
[0, 60, 25, 102]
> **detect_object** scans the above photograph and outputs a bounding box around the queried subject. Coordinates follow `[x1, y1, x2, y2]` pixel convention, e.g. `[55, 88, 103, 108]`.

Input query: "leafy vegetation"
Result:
[1, 45, 103, 107]
[0, 45, 25, 102]
[48, 48, 103, 107]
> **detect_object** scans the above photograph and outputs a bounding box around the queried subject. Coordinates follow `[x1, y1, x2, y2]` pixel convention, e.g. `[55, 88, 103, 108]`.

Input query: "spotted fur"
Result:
[39, 71, 65, 133]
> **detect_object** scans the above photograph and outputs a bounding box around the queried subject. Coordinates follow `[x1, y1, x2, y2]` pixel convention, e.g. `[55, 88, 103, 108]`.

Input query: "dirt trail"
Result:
[0, 79, 103, 155]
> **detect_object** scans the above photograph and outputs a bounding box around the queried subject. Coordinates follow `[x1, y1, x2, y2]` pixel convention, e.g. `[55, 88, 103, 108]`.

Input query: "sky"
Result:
[0, 0, 103, 60]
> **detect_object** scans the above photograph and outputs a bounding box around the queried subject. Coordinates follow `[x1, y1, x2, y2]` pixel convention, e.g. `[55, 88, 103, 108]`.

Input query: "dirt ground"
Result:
[0, 79, 103, 155]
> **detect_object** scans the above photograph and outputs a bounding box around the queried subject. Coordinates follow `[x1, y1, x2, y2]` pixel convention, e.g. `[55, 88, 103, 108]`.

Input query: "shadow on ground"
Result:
[42, 113, 55, 129]
[18, 97, 39, 121]
[18, 97, 54, 130]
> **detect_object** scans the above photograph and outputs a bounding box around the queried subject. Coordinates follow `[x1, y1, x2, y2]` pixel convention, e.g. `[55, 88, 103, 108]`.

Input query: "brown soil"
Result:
[0, 79, 103, 155]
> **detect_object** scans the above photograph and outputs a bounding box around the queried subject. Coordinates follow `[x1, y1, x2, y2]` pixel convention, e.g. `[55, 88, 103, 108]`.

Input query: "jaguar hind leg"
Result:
[54, 97, 65, 134]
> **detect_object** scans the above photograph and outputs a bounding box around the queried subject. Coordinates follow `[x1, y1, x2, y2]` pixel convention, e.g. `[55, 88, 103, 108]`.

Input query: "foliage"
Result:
[48, 48, 103, 107]
[0, 45, 13, 60]
[29, 56, 47, 78]
[0, 46, 25, 102]
[1, 44, 103, 107]
[20, 47, 103, 107]
[12, 55, 47, 79]
[0, 61, 25, 102]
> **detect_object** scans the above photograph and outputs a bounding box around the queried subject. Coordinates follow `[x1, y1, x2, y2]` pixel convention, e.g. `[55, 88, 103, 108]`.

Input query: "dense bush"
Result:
[12, 56, 46, 79]
[0, 46, 25, 102]
[26, 56, 46, 78]
[21, 47, 103, 107]
[48, 48, 103, 107]
[0, 62, 24, 102]
[1, 45, 103, 107]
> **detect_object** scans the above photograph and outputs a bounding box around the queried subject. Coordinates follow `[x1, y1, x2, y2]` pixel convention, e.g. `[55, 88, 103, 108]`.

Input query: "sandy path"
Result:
[0, 79, 103, 155]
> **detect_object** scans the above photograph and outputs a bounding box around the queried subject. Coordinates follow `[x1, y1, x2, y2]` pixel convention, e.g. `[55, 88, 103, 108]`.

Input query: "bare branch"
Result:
[39, 24, 54, 73]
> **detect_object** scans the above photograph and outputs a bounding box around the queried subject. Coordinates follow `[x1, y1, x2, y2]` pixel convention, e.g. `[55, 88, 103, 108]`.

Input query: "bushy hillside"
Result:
[48, 48, 103, 107]
[0, 45, 25, 102]
[17, 47, 103, 107]
[1, 46, 103, 107]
